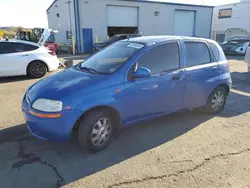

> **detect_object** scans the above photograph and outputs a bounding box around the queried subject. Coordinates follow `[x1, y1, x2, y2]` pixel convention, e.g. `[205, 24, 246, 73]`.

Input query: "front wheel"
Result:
[78, 110, 114, 152]
[203, 87, 227, 114]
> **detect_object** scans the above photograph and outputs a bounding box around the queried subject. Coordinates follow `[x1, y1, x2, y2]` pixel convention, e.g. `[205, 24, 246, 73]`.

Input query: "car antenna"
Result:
[127, 13, 155, 41]
[127, 28, 140, 41]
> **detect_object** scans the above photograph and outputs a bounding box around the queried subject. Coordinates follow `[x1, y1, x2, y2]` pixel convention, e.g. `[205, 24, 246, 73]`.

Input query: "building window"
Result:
[66, 31, 72, 39]
[218, 8, 232, 19]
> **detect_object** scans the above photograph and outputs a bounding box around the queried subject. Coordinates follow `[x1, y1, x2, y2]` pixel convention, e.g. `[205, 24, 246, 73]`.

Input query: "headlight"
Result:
[32, 99, 63, 112]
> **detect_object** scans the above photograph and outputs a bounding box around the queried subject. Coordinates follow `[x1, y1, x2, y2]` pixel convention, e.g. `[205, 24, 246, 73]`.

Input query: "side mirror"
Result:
[132, 67, 151, 79]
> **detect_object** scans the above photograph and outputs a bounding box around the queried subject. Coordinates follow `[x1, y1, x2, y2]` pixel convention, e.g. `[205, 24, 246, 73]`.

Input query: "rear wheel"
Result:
[203, 87, 227, 114]
[27, 61, 47, 78]
[78, 110, 114, 152]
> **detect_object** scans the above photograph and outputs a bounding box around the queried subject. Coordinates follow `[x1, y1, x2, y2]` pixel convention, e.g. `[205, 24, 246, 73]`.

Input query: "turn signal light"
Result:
[29, 110, 62, 118]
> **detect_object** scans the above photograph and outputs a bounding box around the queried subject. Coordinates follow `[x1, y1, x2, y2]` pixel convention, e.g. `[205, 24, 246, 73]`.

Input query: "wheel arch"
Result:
[26, 60, 49, 75]
[73, 105, 122, 131]
[216, 83, 230, 95]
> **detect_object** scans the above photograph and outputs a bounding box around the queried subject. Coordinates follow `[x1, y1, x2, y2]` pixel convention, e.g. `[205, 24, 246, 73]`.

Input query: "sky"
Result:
[0, 0, 240, 28]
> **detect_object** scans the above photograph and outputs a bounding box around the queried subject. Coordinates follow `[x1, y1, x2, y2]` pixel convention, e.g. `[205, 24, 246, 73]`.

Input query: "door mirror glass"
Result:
[133, 67, 151, 78]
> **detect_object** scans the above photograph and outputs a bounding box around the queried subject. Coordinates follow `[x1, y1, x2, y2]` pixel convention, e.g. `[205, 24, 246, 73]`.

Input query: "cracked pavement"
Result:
[0, 58, 250, 188]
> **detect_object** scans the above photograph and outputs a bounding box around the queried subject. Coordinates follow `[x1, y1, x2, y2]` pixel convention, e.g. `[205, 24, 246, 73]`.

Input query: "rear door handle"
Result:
[172, 75, 180, 81]
[211, 66, 218, 70]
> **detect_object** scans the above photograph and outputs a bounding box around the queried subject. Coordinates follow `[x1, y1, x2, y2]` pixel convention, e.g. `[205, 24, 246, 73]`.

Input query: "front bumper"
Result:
[223, 50, 245, 55]
[22, 97, 82, 142]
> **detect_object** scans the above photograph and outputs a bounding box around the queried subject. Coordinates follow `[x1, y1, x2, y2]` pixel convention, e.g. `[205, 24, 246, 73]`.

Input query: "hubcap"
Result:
[31, 63, 45, 77]
[211, 90, 225, 111]
[91, 117, 111, 147]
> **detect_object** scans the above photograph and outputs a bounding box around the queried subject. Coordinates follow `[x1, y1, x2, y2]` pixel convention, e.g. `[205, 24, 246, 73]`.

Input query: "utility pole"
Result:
[66, 0, 75, 55]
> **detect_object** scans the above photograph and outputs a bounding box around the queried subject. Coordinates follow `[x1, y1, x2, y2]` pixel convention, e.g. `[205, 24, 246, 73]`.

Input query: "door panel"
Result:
[82, 28, 93, 53]
[183, 62, 220, 108]
[0, 52, 30, 76]
[182, 41, 221, 108]
[120, 42, 185, 124]
[122, 69, 186, 124]
[0, 42, 31, 77]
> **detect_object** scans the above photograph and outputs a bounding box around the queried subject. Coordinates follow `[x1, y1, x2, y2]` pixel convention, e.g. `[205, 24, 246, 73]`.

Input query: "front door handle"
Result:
[22, 54, 29, 57]
[172, 75, 180, 81]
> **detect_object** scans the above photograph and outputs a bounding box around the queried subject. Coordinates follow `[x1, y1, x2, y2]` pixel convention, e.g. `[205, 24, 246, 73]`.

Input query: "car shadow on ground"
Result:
[219, 71, 250, 117]
[0, 76, 34, 84]
[0, 111, 213, 187]
[0, 103, 249, 187]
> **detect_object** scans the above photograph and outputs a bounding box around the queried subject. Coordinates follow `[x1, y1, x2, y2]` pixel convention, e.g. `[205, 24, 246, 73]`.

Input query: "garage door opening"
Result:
[107, 5, 138, 37]
[108, 27, 138, 37]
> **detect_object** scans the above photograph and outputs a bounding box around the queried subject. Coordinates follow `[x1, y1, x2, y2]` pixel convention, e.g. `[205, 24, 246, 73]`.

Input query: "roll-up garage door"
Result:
[174, 10, 195, 36]
[107, 6, 138, 27]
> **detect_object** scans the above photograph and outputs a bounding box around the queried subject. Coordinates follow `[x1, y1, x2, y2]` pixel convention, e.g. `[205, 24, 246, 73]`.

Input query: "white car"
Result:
[0, 30, 60, 78]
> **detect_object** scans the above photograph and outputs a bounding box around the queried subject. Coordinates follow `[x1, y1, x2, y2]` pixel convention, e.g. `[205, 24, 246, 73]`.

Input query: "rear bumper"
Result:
[22, 97, 82, 141]
[46, 56, 60, 71]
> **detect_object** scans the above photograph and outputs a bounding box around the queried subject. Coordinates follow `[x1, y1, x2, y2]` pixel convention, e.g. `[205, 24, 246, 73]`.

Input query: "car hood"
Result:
[27, 67, 107, 103]
[94, 42, 108, 47]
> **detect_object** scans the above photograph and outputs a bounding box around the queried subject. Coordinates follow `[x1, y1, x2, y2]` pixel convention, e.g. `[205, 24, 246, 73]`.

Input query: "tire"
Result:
[27, 61, 47, 78]
[78, 110, 114, 152]
[203, 87, 227, 114]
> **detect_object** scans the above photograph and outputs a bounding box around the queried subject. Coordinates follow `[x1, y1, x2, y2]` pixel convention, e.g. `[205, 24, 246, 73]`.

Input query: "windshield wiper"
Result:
[80, 66, 98, 74]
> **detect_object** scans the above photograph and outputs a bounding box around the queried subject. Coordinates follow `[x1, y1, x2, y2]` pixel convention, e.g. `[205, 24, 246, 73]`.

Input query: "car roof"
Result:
[0, 39, 40, 47]
[115, 34, 142, 37]
[128, 35, 216, 45]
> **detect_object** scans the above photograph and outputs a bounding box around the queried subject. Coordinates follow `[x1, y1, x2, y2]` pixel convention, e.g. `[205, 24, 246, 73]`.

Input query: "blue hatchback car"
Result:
[22, 36, 232, 152]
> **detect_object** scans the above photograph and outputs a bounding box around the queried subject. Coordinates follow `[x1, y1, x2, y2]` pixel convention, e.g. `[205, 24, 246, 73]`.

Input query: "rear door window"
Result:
[185, 42, 211, 67]
[138, 42, 180, 74]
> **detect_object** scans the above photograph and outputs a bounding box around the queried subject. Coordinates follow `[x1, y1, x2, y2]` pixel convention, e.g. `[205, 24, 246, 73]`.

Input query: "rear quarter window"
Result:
[15, 43, 39, 52]
[208, 43, 220, 62]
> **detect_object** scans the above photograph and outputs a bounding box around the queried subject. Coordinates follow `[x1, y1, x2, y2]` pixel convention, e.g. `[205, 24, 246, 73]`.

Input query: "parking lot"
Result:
[0, 56, 250, 188]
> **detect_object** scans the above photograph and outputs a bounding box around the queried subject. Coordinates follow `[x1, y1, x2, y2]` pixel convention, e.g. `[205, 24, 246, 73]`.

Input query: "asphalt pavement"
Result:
[0, 59, 250, 188]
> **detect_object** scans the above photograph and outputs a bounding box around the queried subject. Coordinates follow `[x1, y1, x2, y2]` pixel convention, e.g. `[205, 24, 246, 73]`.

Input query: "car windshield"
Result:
[79, 41, 145, 74]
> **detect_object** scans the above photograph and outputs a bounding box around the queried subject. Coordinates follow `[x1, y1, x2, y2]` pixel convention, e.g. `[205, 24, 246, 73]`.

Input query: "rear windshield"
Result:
[46, 34, 56, 43]
[79, 41, 145, 74]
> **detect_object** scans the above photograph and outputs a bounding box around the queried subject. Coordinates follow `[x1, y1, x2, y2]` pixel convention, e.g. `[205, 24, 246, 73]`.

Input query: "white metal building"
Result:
[212, 0, 250, 42]
[47, 0, 213, 53]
